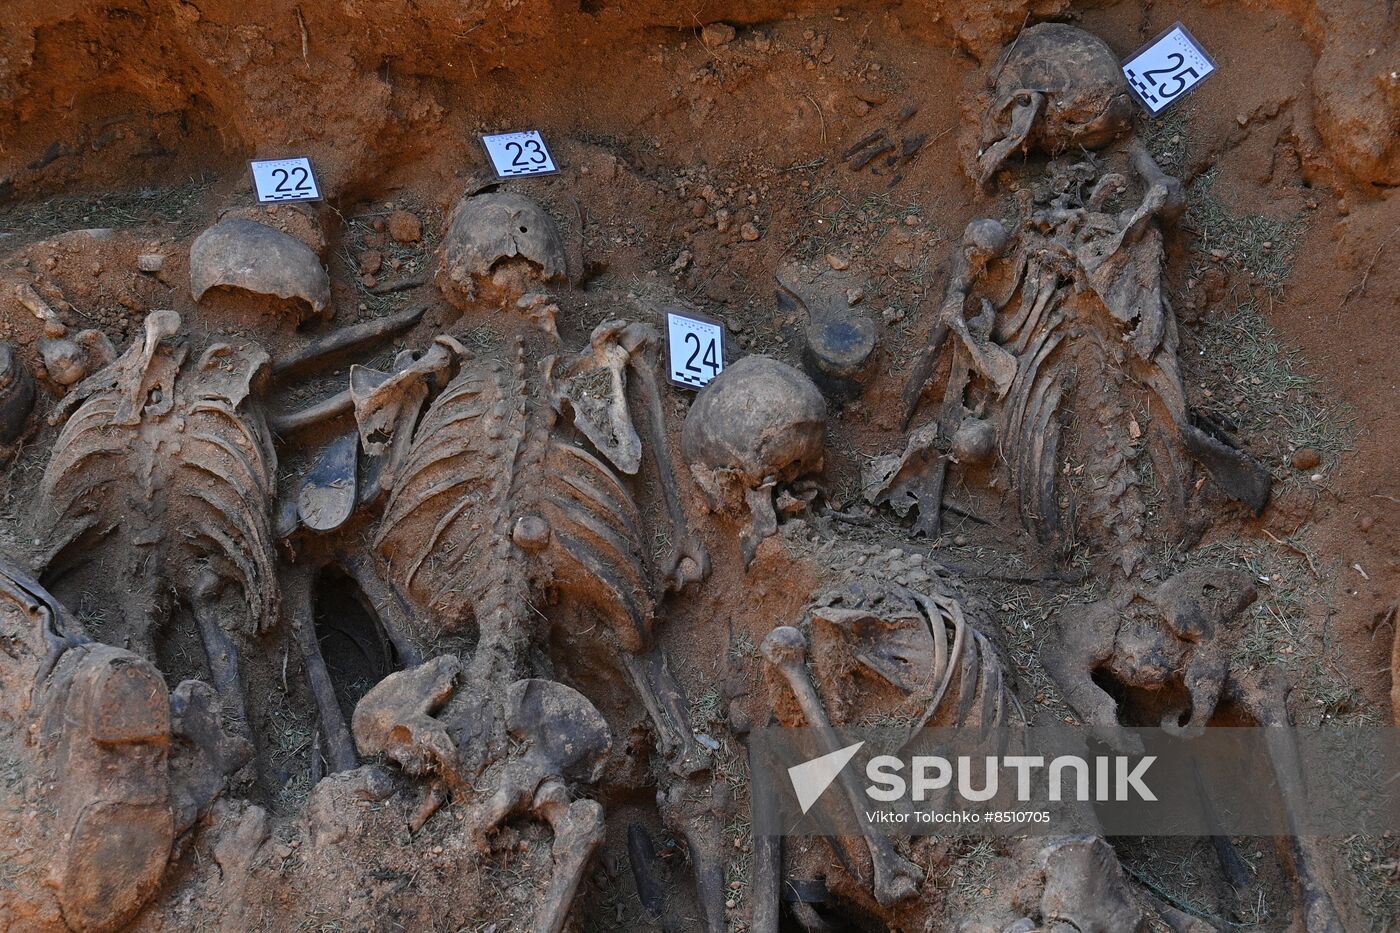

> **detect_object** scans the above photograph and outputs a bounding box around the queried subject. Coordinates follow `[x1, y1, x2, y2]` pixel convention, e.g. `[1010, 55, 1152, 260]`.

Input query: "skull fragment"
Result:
[436, 192, 568, 309]
[189, 218, 331, 320]
[974, 23, 1133, 188]
[681, 356, 826, 566]
[0, 342, 36, 450]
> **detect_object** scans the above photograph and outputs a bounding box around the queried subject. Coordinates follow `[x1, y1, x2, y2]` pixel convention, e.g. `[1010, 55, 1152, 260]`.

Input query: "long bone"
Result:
[900, 220, 1013, 429]
[280, 567, 358, 773]
[1227, 679, 1345, 933]
[761, 626, 920, 907]
[190, 570, 251, 740]
[270, 305, 426, 378]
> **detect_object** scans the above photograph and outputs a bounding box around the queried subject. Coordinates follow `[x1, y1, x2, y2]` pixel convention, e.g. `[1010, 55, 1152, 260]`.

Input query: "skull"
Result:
[436, 192, 568, 309]
[189, 218, 332, 321]
[681, 356, 826, 566]
[974, 24, 1133, 189]
[0, 342, 36, 449]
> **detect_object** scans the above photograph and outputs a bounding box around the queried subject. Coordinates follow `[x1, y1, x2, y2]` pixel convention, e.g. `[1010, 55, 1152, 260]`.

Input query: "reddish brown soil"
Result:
[0, 0, 1396, 931]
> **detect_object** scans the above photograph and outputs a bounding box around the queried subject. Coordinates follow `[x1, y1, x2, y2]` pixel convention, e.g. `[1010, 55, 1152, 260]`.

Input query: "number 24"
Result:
[684, 333, 719, 375]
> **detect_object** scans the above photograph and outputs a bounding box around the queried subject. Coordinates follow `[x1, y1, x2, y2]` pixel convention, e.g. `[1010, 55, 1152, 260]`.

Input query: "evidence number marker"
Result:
[665, 310, 725, 390]
[1122, 23, 1215, 115]
[481, 130, 559, 178]
[249, 157, 321, 203]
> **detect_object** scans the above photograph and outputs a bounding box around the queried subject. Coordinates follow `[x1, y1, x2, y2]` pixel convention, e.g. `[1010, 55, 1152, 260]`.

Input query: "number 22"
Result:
[271, 166, 310, 192]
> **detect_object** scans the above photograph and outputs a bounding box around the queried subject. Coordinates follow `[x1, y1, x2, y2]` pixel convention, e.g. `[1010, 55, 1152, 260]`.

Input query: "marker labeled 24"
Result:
[665, 311, 725, 390]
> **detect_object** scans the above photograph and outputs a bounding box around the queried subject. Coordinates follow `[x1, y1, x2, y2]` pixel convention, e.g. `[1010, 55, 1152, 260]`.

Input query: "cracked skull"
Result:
[435, 191, 568, 309]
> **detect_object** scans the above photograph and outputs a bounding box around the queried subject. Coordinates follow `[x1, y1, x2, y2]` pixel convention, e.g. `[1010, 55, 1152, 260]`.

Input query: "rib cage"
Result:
[375, 343, 654, 652]
[999, 255, 1154, 575]
[807, 580, 1023, 736]
[39, 330, 280, 634]
[908, 588, 1025, 734]
[375, 355, 525, 626]
[538, 434, 653, 651]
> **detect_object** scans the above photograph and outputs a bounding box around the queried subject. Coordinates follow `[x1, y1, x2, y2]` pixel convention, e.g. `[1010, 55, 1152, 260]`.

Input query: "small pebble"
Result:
[953, 534, 969, 546]
[136, 253, 164, 273]
[1360, 516, 1375, 532]
[701, 22, 736, 47]
[740, 222, 760, 241]
[826, 253, 850, 271]
[1290, 448, 1321, 470]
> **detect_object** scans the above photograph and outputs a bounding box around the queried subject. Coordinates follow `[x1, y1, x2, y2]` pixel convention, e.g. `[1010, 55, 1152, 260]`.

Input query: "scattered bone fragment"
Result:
[16, 282, 68, 337]
[39, 329, 113, 387]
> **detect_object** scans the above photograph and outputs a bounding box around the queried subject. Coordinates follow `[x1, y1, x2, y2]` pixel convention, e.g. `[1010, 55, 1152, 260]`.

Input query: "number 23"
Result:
[505, 139, 547, 167]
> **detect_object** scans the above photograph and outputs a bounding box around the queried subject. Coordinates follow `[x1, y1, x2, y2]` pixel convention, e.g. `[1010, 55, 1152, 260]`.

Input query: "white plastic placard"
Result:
[665, 310, 725, 390]
[1122, 23, 1216, 115]
[249, 157, 321, 203]
[480, 130, 558, 178]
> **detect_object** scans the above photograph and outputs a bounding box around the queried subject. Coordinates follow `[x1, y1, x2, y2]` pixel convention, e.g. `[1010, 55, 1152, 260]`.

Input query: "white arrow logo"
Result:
[788, 741, 865, 814]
